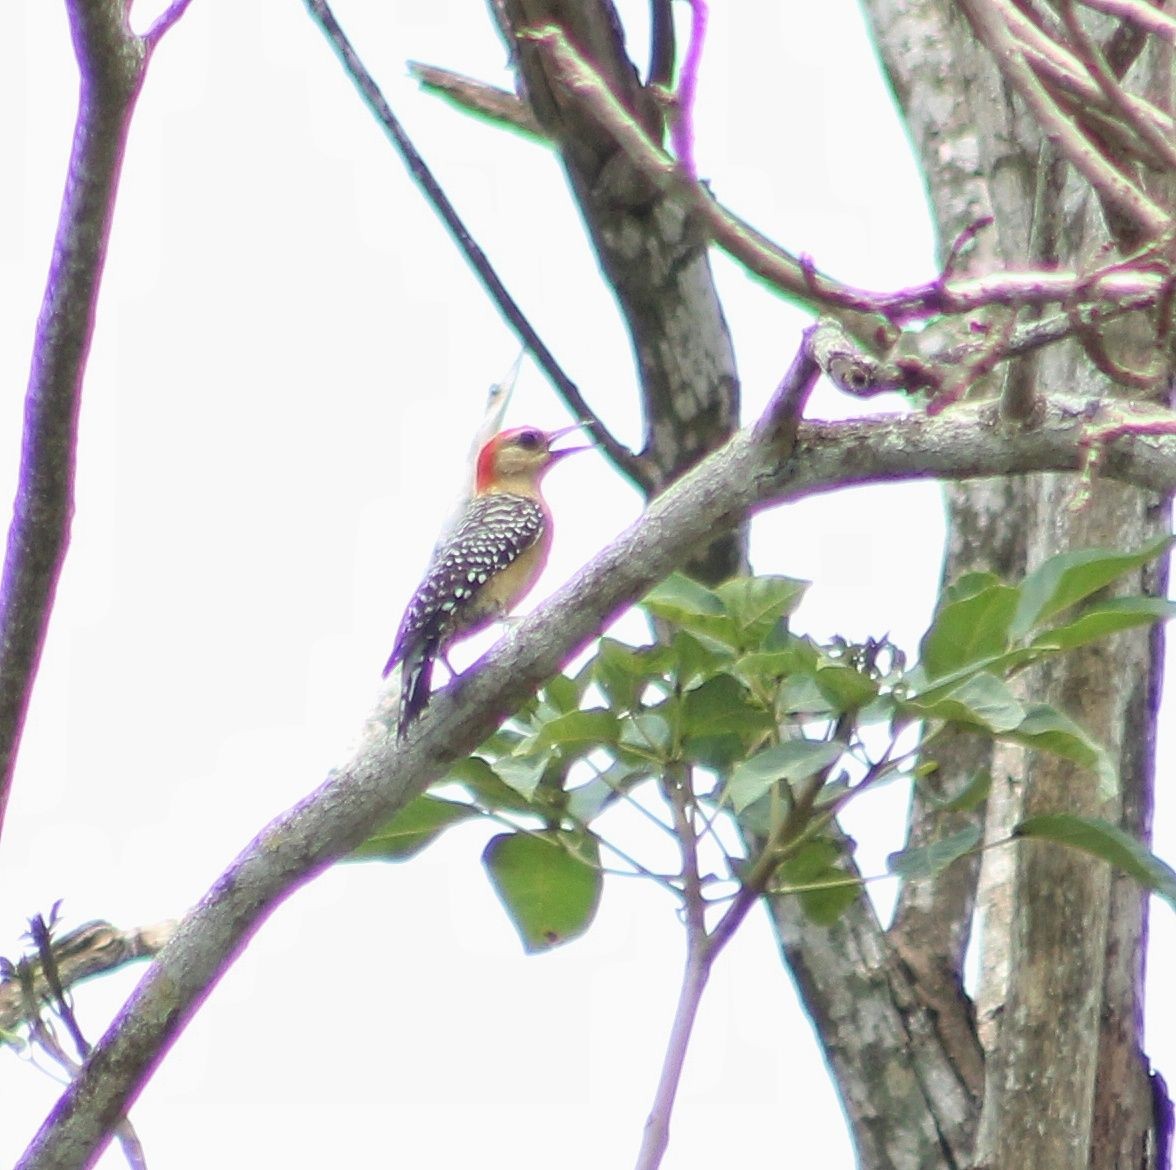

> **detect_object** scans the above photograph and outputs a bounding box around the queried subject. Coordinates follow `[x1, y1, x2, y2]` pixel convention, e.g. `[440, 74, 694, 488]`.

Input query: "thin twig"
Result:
[942, 216, 995, 283]
[1003, 2, 1176, 157]
[647, 0, 676, 88]
[1058, 0, 1176, 173]
[410, 44, 1173, 357]
[755, 319, 840, 445]
[956, 0, 1170, 238]
[143, 0, 194, 49]
[28, 917, 89, 1061]
[1066, 297, 1166, 390]
[522, 24, 1172, 331]
[634, 765, 708, 1170]
[1075, 0, 1176, 43]
[25, 917, 148, 1170]
[669, 0, 708, 180]
[406, 61, 543, 138]
[303, 1, 650, 490]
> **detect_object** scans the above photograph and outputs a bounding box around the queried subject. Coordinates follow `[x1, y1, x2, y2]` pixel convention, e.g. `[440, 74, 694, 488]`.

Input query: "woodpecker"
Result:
[384, 424, 588, 736]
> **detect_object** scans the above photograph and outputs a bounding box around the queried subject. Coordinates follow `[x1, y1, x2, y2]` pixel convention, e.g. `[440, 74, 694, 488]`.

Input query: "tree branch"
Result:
[303, 0, 650, 490]
[955, 0, 1170, 240]
[409, 38, 1175, 367]
[666, 0, 707, 180]
[1058, 0, 1176, 174]
[1075, 0, 1176, 44]
[635, 766, 709, 1170]
[1004, 3, 1176, 165]
[0, 1, 188, 843]
[521, 23, 1173, 331]
[647, 0, 675, 88]
[16, 322, 1176, 1167]
[406, 61, 544, 137]
[498, 0, 742, 581]
[142, 0, 194, 49]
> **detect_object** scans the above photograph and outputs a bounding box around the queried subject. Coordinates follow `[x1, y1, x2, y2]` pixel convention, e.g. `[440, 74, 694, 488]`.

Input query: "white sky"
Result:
[1, 3, 1173, 1168]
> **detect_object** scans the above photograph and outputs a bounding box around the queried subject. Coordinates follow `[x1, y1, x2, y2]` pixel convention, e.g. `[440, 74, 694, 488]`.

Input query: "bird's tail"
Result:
[395, 641, 436, 738]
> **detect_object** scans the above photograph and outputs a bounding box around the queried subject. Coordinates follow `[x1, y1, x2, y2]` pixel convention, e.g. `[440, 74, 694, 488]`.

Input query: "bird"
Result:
[384, 424, 589, 736]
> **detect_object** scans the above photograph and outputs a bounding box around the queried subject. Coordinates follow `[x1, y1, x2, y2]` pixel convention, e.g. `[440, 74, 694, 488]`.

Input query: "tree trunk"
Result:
[492, 2, 1173, 1165]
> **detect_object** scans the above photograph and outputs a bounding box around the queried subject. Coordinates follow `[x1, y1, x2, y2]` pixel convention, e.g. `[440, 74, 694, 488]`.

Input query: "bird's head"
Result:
[474, 423, 591, 494]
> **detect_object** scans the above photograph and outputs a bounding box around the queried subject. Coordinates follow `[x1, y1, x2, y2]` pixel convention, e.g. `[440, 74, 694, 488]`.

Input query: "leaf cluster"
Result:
[352, 537, 1176, 949]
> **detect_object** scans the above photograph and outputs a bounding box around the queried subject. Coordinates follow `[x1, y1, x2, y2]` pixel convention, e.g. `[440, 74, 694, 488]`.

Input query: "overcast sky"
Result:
[2, 3, 1173, 1168]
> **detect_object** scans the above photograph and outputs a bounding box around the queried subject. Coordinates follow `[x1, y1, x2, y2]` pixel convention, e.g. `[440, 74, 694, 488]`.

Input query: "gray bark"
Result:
[489, 3, 1176, 1166]
[860, 3, 1171, 1167]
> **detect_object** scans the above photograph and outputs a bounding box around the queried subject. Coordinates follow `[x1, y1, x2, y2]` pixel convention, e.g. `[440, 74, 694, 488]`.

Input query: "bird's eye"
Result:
[516, 429, 543, 450]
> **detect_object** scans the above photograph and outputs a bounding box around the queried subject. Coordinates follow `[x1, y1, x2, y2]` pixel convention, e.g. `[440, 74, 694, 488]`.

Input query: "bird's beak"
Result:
[546, 420, 595, 459]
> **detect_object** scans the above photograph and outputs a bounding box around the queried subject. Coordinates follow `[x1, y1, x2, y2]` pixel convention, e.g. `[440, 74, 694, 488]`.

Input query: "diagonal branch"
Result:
[407, 46, 1174, 354]
[1003, 2, 1176, 161]
[15, 322, 1176, 1168]
[497, 0, 743, 582]
[1075, 0, 1176, 43]
[1058, 0, 1176, 173]
[0, 0, 189, 844]
[955, 0, 1171, 240]
[520, 24, 1173, 329]
[303, 0, 650, 490]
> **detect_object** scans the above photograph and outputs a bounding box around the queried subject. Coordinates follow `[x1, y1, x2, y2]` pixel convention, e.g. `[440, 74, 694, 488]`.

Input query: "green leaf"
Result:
[729, 740, 844, 813]
[682, 733, 747, 770]
[1031, 597, 1176, 652]
[670, 631, 729, 687]
[776, 840, 860, 924]
[448, 755, 537, 814]
[680, 674, 771, 738]
[943, 571, 1006, 603]
[597, 637, 675, 677]
[494, 754, 552, 801]
[644, 572, 725, 616]
[532, 708, 619, 752]
[814, 663, 879, 712]
[565, 762, 648, 823]
[1001, 704, 1117, 798]
[593, 639, 644, 711]
[920, 582, 1019, 679]
[473, 724, 527, 758]
[714, 576, 808, 646]
[733, 637, 820, 687]
[351, 795, 478, 862]
[482, 831, 603, 952]
[795, 876, 860, 925]
[616, 712, 673, 763]
[920, 769, 992, 813]
[777, 674, 837, 718]
[887, 825, 981, 880]
[901, 672, 1025, 733]
[904, 647, 1040, 706]
[1015, 813, 1176, 910]
[593, 638, 683, 710]
[542, 672, 583, 715]
[643, 573, 740, 648]
[1010, 536, 1175, 637]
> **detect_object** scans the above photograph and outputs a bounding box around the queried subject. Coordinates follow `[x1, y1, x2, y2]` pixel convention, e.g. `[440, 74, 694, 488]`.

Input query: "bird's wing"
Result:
[383, 493, 545, 675]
